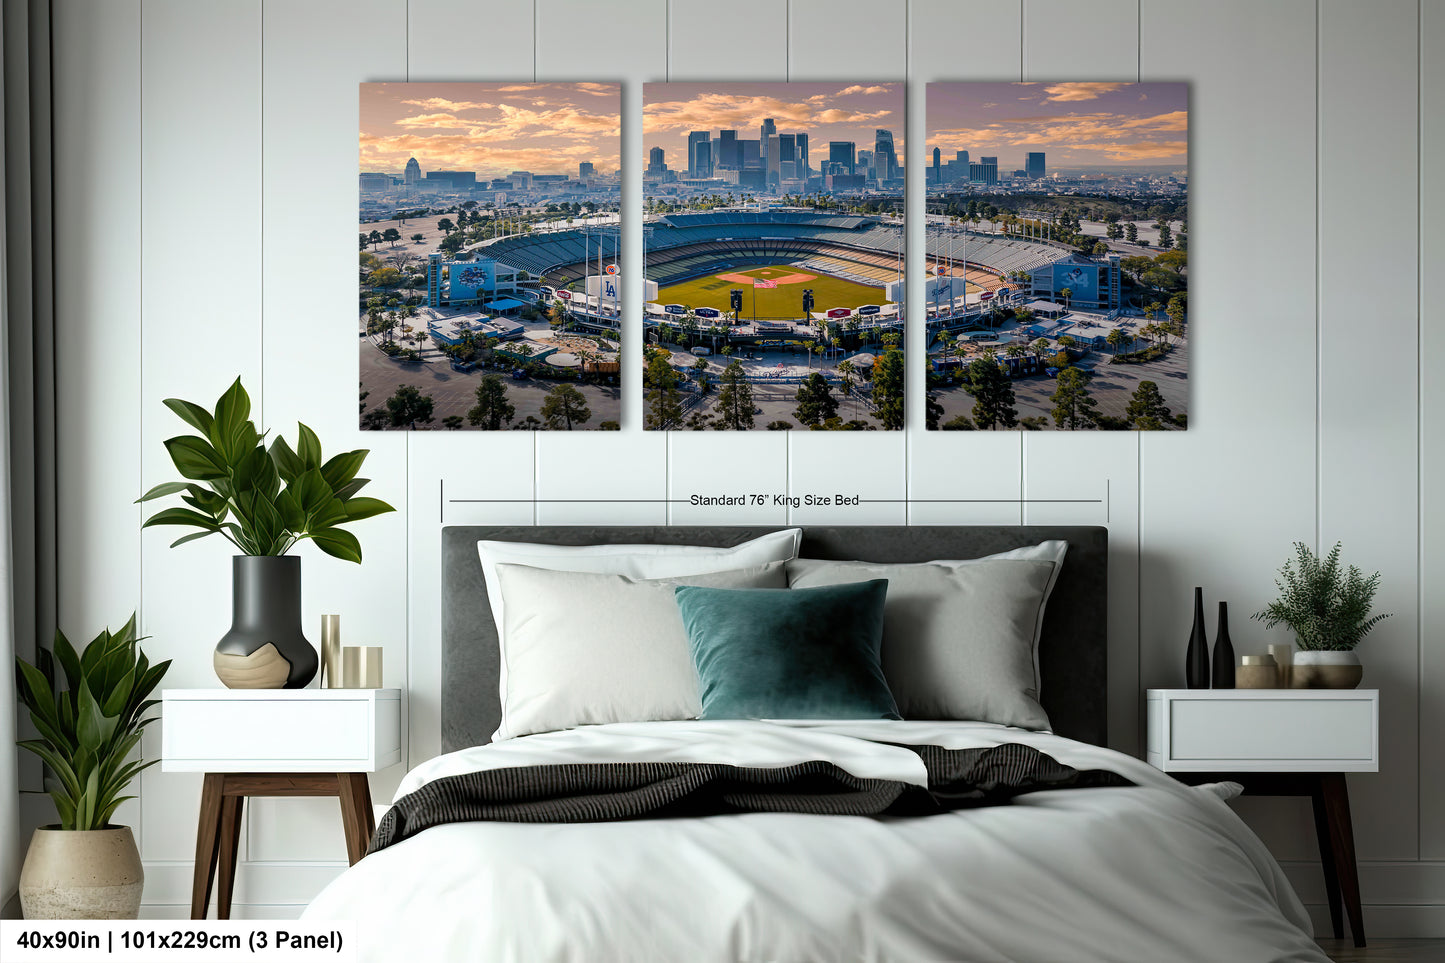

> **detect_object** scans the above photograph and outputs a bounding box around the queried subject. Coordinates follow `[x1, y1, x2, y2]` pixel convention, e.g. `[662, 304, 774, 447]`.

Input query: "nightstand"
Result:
[1146, 688, 1378, 948]
[161, 688, 402, 920]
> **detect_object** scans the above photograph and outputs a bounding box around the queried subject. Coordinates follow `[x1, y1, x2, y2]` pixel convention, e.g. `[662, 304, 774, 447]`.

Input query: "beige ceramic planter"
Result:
[1291, 650, 1364, 689]
[19, 826, 144, 919]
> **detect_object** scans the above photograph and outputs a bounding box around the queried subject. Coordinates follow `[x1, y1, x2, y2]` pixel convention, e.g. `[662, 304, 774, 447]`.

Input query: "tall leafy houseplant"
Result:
[15, 616, 166, 919]
[138, 379, 395, 688]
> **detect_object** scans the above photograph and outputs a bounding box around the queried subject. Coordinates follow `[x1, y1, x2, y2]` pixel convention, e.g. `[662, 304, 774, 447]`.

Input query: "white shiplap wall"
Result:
[40, 0, 1442, 934]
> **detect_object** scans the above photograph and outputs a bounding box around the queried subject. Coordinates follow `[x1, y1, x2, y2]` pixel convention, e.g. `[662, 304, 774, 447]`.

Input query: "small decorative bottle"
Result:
[1185, 587, 1209, 689]
[1211, 601, 1235, 689]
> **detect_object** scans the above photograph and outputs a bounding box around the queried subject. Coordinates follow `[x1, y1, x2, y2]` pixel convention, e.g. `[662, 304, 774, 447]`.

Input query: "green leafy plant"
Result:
[1252, 542, 1391, 651]
[15, 616, 169, 831]
[137, 378, 395, 563]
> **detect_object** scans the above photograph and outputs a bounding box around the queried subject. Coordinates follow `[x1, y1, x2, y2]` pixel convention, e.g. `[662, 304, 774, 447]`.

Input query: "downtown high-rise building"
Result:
[688, 131, 711, 177]
[403, 157, 421, 186]
[857, 149, 873, 178]
[1026, 152, 1046, 179]
[578, 161, 594, 179]
[796, 133, 809, 175]
[932, 147, 941, 183]
[874, 129, 898, 183]
[981, 156, 998, 184]
[718, 130, 739, 169]
[647, 146, 666, 174]
[828, 141, 855, 174]
[759, 117, 777, 170]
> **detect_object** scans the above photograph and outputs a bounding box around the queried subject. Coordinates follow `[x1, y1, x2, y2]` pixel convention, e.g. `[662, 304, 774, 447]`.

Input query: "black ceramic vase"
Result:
[1212, 601, 1235, 689]
[1185, 587, 1209, 689]
[213, 555, 318, 689]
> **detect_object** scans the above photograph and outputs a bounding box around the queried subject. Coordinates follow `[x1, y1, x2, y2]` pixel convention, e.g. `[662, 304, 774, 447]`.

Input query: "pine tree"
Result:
[715, 361, 755, 430]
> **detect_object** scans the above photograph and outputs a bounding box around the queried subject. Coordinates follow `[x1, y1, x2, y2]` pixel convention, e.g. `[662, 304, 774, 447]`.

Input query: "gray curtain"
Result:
[1, 0, 58, 915]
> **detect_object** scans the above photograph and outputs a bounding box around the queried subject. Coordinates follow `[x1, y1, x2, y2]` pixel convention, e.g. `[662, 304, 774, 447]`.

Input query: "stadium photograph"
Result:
[358, 82, 623, 431]
[640, 83, 907, 431]
[923, 81, 1189, 431]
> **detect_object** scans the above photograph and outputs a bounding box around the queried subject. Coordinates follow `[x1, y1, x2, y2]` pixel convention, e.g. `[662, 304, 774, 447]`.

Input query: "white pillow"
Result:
[477, 529, 802, 724]
[492, 561, 789, 740]
[787, 540, 1067, 694]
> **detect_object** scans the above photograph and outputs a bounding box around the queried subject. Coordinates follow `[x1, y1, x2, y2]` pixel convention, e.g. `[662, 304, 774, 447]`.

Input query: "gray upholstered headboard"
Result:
[441, 526, 1108, 750]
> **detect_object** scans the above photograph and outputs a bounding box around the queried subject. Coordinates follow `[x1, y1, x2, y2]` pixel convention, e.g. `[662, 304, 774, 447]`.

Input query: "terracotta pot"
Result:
[19, 825, 144, 919]
[1290, 650, 1363, 689]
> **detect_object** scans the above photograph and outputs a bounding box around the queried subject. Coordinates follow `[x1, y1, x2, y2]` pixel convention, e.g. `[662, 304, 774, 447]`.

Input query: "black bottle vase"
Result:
[213, 555, 318, 689]
[1185, 587, 1210, 689]
[1212, 601, 1236, 689]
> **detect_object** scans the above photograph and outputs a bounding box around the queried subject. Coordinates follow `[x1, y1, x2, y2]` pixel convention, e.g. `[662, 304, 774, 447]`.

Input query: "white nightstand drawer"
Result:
[161, 689, 402, 773]
[1146, 689, 1378, 773]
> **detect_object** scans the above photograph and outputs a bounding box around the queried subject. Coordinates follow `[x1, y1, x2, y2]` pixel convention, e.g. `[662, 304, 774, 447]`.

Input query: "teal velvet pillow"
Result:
[673, 579, 900, 721]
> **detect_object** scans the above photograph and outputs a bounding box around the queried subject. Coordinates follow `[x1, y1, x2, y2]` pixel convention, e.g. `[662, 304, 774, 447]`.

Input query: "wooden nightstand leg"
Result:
[1321, 773, 1366, 948]
[216, 794, 245, 920]
[1310, 781, 1344, 939]
[337, 773, 375, 865]
[191, 773, 225, 920]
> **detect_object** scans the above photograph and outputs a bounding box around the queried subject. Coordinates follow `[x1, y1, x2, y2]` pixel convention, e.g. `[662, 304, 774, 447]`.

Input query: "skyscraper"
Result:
[403, 157, 421, 186]
[874, 129, 897, 183]
[578, 161, 594, 179]
[828, 141, 855, 175]
[932, 147, 941, 183]
[760, 118, 776, 171]
[647, 146, 667, 174]
[796, 133, 809, 175]
[1026, 152, 1046, 179]
[695, 141, 712, 179]
[688, 131, 710, 177]
[981, 156, 998, 184]
[718, 130, 739, 169]
[740, 139, 761, 169]
[765, 135, 780, 188]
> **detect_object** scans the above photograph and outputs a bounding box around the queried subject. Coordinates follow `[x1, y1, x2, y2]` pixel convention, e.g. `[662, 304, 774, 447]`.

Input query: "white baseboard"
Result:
[140, 860, 346, 908]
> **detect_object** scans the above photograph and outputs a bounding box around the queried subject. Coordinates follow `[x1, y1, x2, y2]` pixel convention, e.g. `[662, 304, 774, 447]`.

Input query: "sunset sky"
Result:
[643, 82, 904, 170]
[927, 82, 1188, 168]
[359, 82, 619, 178]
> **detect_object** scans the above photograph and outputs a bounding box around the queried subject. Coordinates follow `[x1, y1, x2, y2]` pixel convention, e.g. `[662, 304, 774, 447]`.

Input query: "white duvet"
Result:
[304, 720, 1327, 963]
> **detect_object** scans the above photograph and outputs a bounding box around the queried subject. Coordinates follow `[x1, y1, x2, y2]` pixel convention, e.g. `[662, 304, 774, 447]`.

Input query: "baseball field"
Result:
[653, 265, 886, 321]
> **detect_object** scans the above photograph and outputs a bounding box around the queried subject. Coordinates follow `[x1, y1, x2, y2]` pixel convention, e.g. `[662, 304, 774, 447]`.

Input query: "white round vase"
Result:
[1290, 650, 1363, 689]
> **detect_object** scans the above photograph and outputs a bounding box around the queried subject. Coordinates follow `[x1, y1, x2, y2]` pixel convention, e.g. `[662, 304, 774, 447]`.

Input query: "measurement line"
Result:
[445, 498, 1105, 505]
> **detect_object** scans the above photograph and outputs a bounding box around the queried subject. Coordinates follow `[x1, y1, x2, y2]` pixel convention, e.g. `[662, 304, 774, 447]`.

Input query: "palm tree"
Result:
[1032, 337, 1051, 360]
[1106, 328, 1126, 356]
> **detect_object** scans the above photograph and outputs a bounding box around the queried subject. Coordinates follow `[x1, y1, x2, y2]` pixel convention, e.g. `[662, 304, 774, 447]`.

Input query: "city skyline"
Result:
[360, 82, 620, 179]
[643, 82, 903, 172]
[926, 82, 1188, 169]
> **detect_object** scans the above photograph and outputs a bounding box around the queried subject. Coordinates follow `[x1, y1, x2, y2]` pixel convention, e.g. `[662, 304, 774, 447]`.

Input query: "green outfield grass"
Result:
[654, 265, 887, 321]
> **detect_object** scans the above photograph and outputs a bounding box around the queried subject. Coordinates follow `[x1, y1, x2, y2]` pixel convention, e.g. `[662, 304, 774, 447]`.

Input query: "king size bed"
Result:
[303, 525, 1327, 963]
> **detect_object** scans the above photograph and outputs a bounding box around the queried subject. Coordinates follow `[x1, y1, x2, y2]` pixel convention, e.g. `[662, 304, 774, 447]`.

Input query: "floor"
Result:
[1317, 939, 1445, 962]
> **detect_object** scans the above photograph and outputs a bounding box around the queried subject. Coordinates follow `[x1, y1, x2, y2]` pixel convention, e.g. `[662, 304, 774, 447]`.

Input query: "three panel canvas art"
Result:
[360, 82, 1188, 432]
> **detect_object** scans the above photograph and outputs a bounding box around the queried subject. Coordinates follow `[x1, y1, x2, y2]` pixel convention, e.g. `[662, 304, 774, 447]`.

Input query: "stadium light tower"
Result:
[730, 288, 743, 324]
[802, 288, 814, 321]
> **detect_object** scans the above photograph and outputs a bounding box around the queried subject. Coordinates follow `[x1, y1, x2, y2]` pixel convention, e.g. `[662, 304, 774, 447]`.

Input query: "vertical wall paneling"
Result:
[785, 0, 907, 525]
[908, 2, 1025, 526]
[137, 0, 264, 868]
[1421, 0, 1445, 861]
[664, 0, 790, 524]
[48, 0, 144, 845]
[669, 0, 789, 78]
[1138, 0, 1321, 859]
[403, 0, 540, 774]
[41, 0, 1445, 930]
[51, 2, 144, 674]
[256, 0, 410, 864]
[1317, 0, 1420, 861]
[1020, 0, 1142, 755]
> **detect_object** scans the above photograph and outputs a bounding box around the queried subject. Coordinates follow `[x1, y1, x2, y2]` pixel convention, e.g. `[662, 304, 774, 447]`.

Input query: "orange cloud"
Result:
[835, 85, 890, 96]
[400, 97, 492, 112]
[644, 92, 893, 134]
[1042, 82, 1128, 102]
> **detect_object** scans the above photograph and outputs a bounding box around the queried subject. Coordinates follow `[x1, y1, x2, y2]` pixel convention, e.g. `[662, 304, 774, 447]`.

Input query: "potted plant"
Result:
[1252, 542, 1391, 688]
[15, 615, 168, 918]
[137, 379, 395, 688]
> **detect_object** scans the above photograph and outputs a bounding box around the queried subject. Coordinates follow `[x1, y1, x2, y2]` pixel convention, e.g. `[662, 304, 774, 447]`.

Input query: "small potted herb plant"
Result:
[1252, 542, 1390, 688]
[15, 615, 168, 918]
[138, 379, 394, 688]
